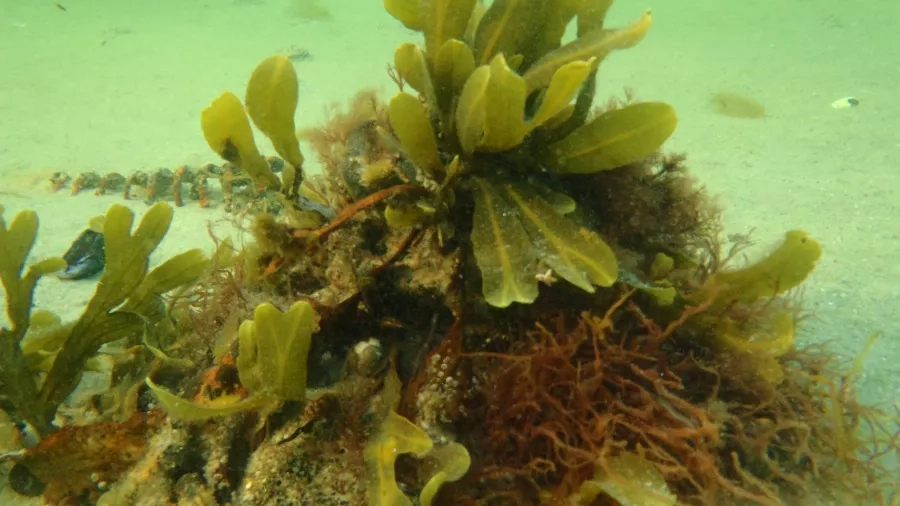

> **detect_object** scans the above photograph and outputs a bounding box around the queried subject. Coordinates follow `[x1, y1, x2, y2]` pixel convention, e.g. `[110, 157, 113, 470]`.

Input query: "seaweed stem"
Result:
[300, 184, 422, 241]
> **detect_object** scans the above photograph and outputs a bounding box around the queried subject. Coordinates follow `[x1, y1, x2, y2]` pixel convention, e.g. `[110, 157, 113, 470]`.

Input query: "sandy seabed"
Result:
[1, 0, 898, 502]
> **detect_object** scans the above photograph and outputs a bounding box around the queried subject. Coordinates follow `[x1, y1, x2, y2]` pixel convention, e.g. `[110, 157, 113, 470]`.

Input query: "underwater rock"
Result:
[2, 410, 165, 503]
[58, 229, 105, 280]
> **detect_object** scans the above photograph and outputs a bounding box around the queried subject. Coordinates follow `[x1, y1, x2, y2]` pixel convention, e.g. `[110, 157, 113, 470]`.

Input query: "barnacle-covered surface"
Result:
[1, 1, 898, 505]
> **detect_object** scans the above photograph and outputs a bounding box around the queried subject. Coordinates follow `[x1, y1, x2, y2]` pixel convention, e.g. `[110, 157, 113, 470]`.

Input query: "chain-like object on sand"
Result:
[49, 157, 286, 212]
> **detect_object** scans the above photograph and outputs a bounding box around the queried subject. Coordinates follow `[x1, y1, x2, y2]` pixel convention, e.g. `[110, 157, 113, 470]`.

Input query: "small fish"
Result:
[55, 2, 67, 12]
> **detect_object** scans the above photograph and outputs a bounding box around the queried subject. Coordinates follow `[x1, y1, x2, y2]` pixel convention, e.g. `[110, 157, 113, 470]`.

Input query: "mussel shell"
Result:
[58, 229, 105, 280]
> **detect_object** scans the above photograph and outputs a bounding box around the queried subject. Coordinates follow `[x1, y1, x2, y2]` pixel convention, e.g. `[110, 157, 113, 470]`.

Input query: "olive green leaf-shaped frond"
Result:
[379, 1, 677, 306]
[147, 300, 317, 421]
[237, 301, 316, 401]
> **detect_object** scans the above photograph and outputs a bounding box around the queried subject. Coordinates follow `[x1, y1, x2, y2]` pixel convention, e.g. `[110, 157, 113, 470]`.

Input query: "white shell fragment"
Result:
[831, 97, 860, 109]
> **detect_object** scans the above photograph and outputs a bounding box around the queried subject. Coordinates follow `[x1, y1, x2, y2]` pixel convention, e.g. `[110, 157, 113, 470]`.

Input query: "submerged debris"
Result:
[49, 159, 286, 211]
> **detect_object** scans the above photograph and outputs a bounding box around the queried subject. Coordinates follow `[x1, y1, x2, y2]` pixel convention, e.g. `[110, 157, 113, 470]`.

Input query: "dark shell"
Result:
[58, 229, 105, 280]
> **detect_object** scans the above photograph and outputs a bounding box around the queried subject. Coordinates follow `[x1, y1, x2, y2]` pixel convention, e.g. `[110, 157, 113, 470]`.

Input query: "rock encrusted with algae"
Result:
[2, 0, 898, 505]
[3, 410, 165, 502]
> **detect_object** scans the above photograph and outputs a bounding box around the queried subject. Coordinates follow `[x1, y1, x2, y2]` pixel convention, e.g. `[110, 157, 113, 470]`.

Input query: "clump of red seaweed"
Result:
[452, 288, 899, 505]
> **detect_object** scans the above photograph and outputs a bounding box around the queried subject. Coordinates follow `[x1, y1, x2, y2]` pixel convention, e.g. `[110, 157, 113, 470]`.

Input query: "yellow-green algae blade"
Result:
[146, 378, 273, 421]
[529, 182, 577, 215]
[523, 9, 652, 92]
[696, 230, 822, 305]
[434, 39, 475, 93]
[0, 207, 66, 435]
[463, 2, 487, 45]
[19, 310, 66, 359]
[479, 54, 527, 151]
[549, 101, 678, 173]
[455, 65, 491, 154]
[39, 204, 172, 416]
[384, 0, 423, 30]
[576, 0, 614, 35]
[365, 410, 434, 506]
[518, 0, 581, 69]
[578, 452, 676, 506]
[526, 58, 594, 132]
[470, 177, 538, 307]
[471, 0, 580, 69]
[245, 55, 305, 169]
[422, 0, 477, 63]
[471, 0, 529, 65]
[200, 91, 281, 190]
[124, 248, 209, 316]
[433, 38, 475, 114]
[394, 43, 434, 101]
[718, 311, 796, 359]
[0, 209, 67, 334]
[419, 442, 471, 506]
[389, 92, 442, 176]
[90, 203, 173, 312]
[237, 301, 315, 401]
[504, 182, 617, 291]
